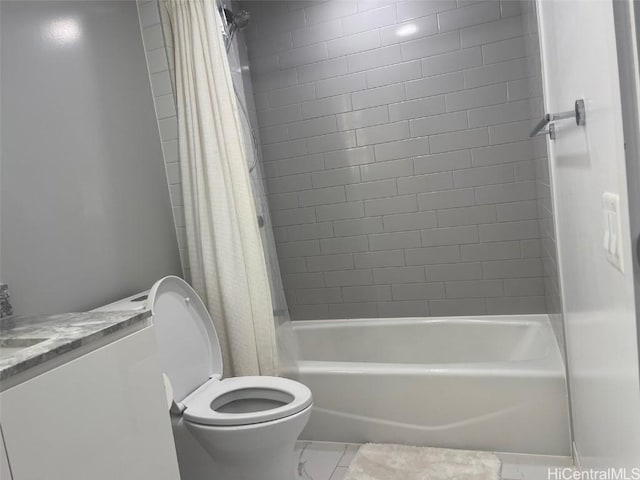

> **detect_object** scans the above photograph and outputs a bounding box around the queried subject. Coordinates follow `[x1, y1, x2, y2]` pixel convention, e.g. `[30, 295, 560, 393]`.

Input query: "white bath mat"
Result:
[344, 443, 501, 480]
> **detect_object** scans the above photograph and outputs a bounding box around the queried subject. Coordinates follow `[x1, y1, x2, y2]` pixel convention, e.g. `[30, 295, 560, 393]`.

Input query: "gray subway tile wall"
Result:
[520, 0, 565, 359]
[137, 0, 563, 338]
[245, 0, 550, 320]
[137, 0, 189, 280]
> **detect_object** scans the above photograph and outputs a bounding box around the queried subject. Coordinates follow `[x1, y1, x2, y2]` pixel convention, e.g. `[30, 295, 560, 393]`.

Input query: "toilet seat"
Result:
[182, 376, 312, 427]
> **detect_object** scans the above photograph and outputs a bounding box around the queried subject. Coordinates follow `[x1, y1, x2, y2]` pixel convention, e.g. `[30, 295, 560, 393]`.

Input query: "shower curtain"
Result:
[163, 0, 277, 377]
[224, 19, 301, 377]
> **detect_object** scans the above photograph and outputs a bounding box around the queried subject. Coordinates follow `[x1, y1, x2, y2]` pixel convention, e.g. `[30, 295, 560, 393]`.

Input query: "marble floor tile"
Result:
[329, 467, 349, 480]
[516, 464, 560, 480]
[338, 444, 359, 467]
[497, 453, 573, 467]
[498, 452, 574, 480]
[296, 441, 350, 480]
[502, 463, 524, 480]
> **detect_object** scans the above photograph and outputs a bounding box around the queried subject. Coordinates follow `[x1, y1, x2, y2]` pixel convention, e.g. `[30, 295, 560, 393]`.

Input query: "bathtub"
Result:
[292, 315, 571, 456]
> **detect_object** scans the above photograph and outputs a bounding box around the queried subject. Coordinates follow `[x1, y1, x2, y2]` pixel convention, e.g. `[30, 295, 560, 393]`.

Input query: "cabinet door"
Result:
[0, 327, 180, 480]
[0, 426, 12, 480]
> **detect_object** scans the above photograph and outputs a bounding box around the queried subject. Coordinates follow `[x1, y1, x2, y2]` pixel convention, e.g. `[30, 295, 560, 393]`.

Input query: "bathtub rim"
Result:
[292, 313, 553, 330]
[293, 314, 566, 376]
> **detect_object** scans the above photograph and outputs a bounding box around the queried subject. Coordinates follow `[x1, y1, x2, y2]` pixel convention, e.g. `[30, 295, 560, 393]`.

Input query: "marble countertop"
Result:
[0, 310, 151, 381]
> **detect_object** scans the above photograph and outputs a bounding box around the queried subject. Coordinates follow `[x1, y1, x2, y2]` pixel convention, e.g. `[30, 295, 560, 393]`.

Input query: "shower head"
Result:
[232, 10, 250, 29]
[224, 8, 250, 32]
[223, 7, 250, 51]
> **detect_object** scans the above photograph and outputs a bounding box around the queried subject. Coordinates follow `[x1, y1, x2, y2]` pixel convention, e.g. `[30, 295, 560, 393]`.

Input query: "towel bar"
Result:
[530, 99, 586, 139]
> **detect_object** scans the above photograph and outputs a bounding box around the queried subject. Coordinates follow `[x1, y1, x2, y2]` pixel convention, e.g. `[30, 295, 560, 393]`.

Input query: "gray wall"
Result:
[245, 0, 548, 320]
[1, 0, 182, 316]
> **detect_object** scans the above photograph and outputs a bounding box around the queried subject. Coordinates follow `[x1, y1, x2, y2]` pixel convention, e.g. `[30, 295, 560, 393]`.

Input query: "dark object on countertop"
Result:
[0, 283, 13, 320]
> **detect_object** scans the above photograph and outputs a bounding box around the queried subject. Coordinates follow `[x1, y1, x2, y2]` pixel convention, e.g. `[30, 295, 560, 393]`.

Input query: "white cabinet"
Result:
[1, 426, 12, 480]
[0, 326, 180, 480]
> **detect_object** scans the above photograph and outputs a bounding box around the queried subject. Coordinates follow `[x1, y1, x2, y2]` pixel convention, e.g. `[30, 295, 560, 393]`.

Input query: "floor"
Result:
[295, 441, 574, 480]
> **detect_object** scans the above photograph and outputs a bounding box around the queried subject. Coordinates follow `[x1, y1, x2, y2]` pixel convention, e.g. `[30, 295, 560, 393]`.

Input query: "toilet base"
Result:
[173, 405, 312, 480]
[192, 440, 298, 480]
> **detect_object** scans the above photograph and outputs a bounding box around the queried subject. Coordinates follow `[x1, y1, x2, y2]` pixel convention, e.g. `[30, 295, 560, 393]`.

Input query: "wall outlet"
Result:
[602, 192, 624, 272]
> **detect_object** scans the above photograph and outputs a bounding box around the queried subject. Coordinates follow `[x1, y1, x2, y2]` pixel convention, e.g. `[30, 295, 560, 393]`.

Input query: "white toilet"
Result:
[99, 276, 312, 480]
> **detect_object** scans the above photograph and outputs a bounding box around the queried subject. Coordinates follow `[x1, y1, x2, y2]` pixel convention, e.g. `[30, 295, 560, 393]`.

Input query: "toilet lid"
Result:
[147, 276, 223, 403]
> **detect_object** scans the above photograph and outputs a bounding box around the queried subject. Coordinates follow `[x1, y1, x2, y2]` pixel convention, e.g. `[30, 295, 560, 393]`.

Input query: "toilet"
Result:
[98, 276, 312, 480]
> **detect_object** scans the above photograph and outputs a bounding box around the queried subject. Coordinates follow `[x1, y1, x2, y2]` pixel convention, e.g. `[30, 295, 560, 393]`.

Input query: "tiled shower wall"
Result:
[520, 2, 565, 355]
[137, 0, 190, 280]
[245, 0, 549, 320]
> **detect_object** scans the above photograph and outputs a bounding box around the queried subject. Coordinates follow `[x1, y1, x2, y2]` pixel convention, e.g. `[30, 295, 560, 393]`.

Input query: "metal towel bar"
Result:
[529, 99, 586, 140]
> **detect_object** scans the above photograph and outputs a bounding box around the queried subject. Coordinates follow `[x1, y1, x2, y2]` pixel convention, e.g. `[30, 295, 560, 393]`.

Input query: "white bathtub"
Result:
[292, 315, 571, 455]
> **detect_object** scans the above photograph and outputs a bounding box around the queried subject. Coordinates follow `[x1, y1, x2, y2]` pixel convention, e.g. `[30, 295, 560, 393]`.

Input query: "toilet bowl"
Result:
[177, 375, 312, 480]
[100, 276, 312, 480]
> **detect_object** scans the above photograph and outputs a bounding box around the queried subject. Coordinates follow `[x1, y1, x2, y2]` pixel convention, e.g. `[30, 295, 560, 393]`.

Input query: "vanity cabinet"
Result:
[0, 326, 180, 480]
[1, 427, 12, 480]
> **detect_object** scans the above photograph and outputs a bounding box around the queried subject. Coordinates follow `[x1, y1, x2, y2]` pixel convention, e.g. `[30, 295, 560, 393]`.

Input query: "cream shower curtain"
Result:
[163, 0, 277, 377]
